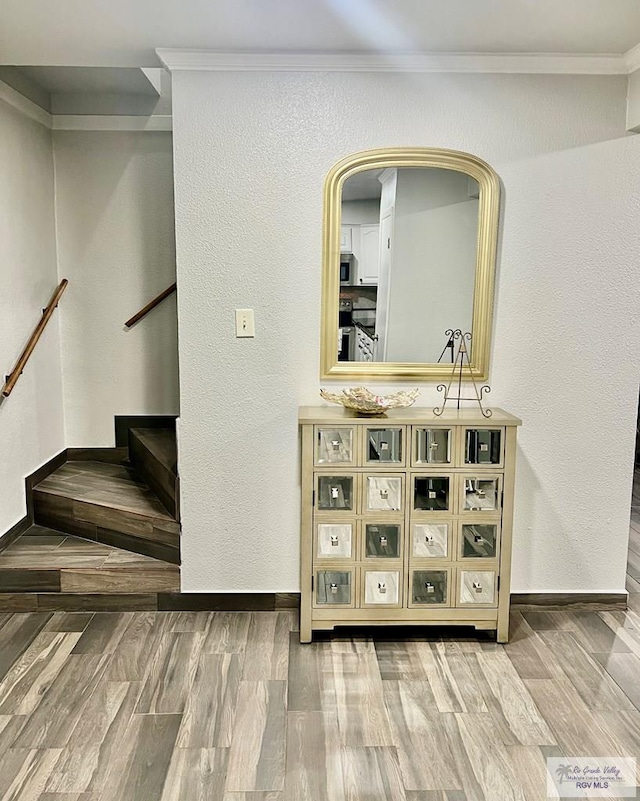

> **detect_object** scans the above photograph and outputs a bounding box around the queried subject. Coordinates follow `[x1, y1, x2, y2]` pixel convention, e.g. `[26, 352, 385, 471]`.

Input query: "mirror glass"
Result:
[339, 167, 478, 364]
[321, 148, 500, 380]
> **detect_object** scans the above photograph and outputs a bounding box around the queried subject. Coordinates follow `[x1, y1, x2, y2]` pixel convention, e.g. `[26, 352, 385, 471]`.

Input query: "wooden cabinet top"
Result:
[298, 406, 521, 426]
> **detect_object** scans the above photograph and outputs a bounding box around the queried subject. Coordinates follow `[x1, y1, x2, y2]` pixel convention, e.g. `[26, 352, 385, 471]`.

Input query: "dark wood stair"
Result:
[0, 525, 179, 597]
[32, 459, 180, 565]
[128, 428, 179, 518]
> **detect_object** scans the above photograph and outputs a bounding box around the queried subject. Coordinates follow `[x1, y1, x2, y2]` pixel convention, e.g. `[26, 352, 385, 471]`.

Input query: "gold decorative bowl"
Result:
[320, 387, 420, 416]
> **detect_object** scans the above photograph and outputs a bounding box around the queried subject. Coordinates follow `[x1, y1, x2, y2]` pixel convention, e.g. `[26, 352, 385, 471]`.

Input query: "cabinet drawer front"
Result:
[315, 522, 354, 560]
[364, 426, 405, 466]
[315, 426, 356, 466]
[366, 475, 403, 513]
[459, 522, 499, 560]
[364, 522, 403, 560]
[409, 569, 451, 607]
[464, 428, 504, 468]
[413, 428, 453, 466]
[316, 474, 356, 512]
[457, 569, 497, 607]
[362, 569, 402, 607]
[413, 475, 452, 513]
[315, 570, 354, 607]
[412, 522, 450, 559]
[461, 475, 502, 514]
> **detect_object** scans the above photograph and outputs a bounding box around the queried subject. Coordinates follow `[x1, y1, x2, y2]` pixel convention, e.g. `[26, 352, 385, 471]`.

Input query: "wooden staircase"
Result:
[0, 424, 181, 611]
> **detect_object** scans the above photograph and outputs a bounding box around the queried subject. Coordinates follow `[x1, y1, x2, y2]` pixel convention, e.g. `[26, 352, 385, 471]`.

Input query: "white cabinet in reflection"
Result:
[316, 523, 353, 560]
[412, 523, 449, 559]
[363, 570, 401, 606]
[463, 477, 501, 513]
[366, 476, 403, 512]
[315, 427, 354, 465]
[458, 570, 496, 606]
[300, 407, 520, 644]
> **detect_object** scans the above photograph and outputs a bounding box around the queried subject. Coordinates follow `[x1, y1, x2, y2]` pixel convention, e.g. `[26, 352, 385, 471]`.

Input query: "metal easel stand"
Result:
[433, 329, 492, 418]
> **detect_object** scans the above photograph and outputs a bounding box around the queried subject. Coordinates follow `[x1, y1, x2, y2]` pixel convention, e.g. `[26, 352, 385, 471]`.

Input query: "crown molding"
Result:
[625, 43, 640, 74]
[51, 115, 172, 131]
[157, 48, 628, 75]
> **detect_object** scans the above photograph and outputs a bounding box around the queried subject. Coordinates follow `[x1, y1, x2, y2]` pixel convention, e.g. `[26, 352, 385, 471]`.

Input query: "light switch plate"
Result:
[235, 309, 255, 337]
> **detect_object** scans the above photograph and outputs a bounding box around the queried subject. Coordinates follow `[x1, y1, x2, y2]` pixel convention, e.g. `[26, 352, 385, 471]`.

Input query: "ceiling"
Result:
[0, 0, 639, 68]
[343, 170, 383, 202]
[16, 67, 160, 96]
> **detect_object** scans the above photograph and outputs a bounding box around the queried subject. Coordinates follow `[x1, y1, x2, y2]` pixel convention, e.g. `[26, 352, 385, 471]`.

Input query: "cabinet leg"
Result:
[300, 622, 313, 644]
[497, 620, 509, 643]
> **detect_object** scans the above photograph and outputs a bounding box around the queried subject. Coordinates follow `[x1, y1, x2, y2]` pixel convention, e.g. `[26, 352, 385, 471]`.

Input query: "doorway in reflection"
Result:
[339, 166, 479, 364]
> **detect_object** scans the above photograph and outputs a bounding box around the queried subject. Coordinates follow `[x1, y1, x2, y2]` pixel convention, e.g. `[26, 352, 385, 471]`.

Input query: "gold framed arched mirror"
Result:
[320, 147, 500, 380]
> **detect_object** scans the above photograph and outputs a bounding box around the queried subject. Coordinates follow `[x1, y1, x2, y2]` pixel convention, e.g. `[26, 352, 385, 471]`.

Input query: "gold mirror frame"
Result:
[320, 147, 500, 381]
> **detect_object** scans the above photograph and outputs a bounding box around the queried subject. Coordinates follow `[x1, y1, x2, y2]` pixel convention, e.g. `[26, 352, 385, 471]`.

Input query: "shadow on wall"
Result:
[53, 130, 179, 444]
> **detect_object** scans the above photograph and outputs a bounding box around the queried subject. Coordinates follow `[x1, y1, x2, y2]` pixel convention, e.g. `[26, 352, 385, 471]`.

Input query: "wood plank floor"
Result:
[0, 603, 638, 801]
[0, 471, 637, 799]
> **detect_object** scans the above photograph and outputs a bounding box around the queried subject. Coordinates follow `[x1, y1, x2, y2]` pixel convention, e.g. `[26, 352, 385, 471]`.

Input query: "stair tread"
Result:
[0, 527, 178, 572]
[34, 461, 174, 522]
[130, 428, 177, 476]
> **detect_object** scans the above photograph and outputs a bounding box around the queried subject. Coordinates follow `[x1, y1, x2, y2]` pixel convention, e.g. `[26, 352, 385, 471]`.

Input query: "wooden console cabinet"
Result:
[298, 406, 521, 643]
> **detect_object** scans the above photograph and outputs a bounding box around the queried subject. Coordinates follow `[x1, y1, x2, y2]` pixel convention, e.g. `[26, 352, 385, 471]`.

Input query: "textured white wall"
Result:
[53, 131, 178, 446]
[0, 99, 65, 534]
[170, 71, 638, 593]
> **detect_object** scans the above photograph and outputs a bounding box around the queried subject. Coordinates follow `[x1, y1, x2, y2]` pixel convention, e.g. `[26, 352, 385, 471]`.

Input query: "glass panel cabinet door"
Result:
[460, 523, 498, 559]
[458, 570, 496, 605]
[465, 429, 502, 466]
[412, 523, 449, 559]
[316, 523, 353, 559]
[315, 570, 352, 605]
[414, 428, 451, 465]
[463, 477, 500, 512]
[363, 570, 401, 606]
[365, 523, 401, 559]
[365, 427, 403, 465]
[411, 570, 449, 606]
[366, 476, 403, 512]
[413, 476, 450, 512]
[316, 427, 354, 465]
[317, 475, 354, 511]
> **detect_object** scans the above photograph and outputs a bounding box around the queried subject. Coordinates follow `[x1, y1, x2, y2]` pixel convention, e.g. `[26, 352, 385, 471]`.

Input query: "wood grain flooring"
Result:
[0, 471, 637, 798]
[0, 603, 637, 800]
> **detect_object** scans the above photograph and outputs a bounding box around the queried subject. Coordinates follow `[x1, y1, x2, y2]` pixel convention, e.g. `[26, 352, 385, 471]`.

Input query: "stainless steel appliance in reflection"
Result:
[339, 254, 355, 286]
[338, 298, 355, 361]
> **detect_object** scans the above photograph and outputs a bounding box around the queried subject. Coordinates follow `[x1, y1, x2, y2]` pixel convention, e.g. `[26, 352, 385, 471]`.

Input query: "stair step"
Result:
[0, 527, 179, 594]
[33, 462, 180, 564]
[129, 428, 179, 518]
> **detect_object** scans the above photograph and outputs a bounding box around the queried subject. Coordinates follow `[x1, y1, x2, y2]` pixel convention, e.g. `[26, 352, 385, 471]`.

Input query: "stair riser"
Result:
[129, 433, 179, 518]
[0, 568, 179, 594]
[33, 499, 180, 566]
[96, 528, 180, 565]
[34, 491, 179, 551]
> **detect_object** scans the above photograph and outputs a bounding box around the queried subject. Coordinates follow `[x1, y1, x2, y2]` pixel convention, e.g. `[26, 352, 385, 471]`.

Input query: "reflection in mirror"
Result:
[339, 167, 479, 364]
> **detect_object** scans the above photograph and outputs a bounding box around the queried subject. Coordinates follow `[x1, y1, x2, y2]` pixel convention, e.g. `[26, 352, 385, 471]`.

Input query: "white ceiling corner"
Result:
[624, 42, 640, 73]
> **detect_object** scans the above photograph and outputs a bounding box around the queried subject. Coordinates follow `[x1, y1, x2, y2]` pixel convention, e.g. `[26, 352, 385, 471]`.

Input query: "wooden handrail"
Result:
[125, 282, 177, 328]
[2, 279, 69, 398]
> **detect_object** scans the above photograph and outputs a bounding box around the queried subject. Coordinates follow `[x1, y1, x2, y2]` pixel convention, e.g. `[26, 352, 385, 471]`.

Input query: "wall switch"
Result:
[235, 309, 255, 338]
